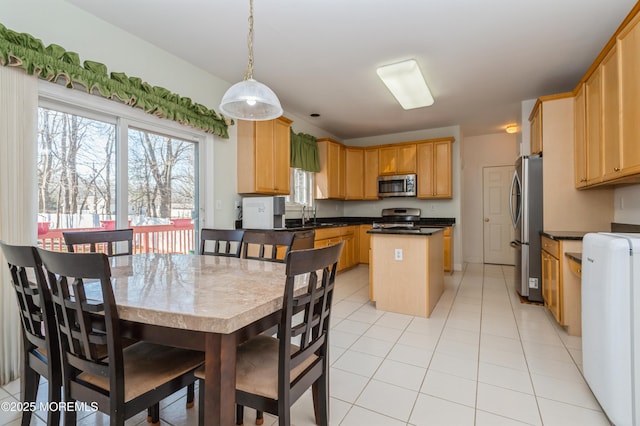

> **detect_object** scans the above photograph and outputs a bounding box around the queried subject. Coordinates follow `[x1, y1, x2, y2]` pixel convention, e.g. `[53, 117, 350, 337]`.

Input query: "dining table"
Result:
[103, 252, 307, 425]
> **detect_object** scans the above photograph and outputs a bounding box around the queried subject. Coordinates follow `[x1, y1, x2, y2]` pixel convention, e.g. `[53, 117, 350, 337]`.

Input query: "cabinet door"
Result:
[585, 67, 603, 184]
[326, 142, 345, 199]
[574, 85, 588, 187]
[542, 251, 562, 324]
[273, 117, 291, 194]
[358, 224, 372, 264]
[397, 144, 417, 174]
[433, 141, 452, 198]
[378, 147, 396, 175]
[619, 13, 640, 176]
[417, 142, 434, 198]
[345, 148, 363, 200]
[601, 46, 622, 181]
[254, 120, 275, 193]
[363, 148, 379, 199]
[443, 227, 452, 272]
[530, 107, 543, 155]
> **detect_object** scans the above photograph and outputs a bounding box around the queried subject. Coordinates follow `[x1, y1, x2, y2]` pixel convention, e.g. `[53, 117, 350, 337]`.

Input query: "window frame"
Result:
[286, 167, 315, 212]
[37, 81, 210, 233]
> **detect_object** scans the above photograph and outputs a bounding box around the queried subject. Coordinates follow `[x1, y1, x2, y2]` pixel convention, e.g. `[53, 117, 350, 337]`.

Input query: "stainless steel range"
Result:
[372, 208, 421, 230]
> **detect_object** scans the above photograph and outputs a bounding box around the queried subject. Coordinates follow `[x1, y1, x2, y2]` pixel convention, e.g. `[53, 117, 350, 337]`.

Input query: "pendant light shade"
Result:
[219, 0, 283, 121]
[219, 78, 283, 121]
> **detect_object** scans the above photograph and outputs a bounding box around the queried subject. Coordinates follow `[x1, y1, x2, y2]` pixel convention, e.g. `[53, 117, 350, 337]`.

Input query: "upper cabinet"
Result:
[530, 104, 543, 155]
[378, 144, 417, 175]
[237, 116, 292, 195]
[417, 138, 454, 199]
[345, 147, 364, 200]
[573, 4, 640, 188]
[363, 148, 379, 200]
[618, 13, 640, 178]
[316, 138, 346, 199]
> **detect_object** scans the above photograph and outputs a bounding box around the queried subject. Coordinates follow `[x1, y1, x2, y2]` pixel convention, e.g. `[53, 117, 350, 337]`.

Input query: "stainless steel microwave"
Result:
[377, 174, 417, 197]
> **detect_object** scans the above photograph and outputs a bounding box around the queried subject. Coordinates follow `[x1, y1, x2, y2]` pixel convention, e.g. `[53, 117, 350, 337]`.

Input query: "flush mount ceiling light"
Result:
[376, 59, 434, 110]
[505, 125, 519, 134]
[219, 0, 283, 121]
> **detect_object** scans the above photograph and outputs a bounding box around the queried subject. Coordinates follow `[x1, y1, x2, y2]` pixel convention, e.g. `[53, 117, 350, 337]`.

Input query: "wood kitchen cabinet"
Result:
[541, 235, 582, 336]
[345, 147, 364, 200]
[237, 116, 292, 195]
[530, 104, 542, 155]
[574, 85, 587, 187]
[443, 226, 453, 273]
[585, 65, 603, 185]
[358, 224, 372, 264]
[417, 139, 453, 199]
[314, 226, 357, 271]
[378, 144, 416, 175]
[315, 138, 345, 199]
[617, 13, 640, 178]
[363, 148, 379, 199]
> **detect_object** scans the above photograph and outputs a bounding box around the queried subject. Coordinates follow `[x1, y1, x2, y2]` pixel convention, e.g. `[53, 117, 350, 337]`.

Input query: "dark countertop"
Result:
[540, 231, 589, 241]
[367, 227, 444, 236]
[565, 252, 582, 264]
[236, 217, 456, 231]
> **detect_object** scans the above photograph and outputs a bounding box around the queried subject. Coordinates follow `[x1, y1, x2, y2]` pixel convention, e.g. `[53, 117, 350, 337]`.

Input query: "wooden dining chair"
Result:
[0, 242, 61, 426]
[36, 248, 204, 426]
[241, 230, 295, 263]
[200, 228, 244, 257]
[63, 227, 197, 410]
[196, 242, 344, 426]
[63, 228, 134, 257]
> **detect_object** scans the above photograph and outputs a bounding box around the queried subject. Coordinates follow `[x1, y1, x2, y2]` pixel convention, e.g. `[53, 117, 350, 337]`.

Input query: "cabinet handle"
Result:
[580, 178, 587, 182]
[614, 167, 620, 172]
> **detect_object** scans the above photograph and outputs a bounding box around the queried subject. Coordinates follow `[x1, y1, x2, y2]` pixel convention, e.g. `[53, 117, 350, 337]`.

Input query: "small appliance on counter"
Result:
[242, 196, 285, 229]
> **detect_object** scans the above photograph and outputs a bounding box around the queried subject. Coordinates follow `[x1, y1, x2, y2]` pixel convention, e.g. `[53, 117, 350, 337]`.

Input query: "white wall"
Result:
[614, 185, 640, 224]
[461, 133, 519, 263]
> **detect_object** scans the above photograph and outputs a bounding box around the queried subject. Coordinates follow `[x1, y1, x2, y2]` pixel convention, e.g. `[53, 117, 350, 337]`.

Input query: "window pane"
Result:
[128, 128, 196, 254]
[37, 107, 116, 232]
[286, 168, 314, 207]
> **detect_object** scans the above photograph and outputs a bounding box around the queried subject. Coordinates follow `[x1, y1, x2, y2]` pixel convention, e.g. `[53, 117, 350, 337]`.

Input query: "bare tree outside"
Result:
[37, 108, 196, 232]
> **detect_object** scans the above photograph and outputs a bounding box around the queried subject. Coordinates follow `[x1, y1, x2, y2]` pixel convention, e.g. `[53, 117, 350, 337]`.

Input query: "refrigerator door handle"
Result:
[509, 170, 520, 229]
[510, 240, 521, 249]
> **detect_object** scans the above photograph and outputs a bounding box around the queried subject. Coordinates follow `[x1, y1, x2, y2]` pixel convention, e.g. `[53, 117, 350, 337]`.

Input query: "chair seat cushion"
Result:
[78, 342, 203, 402]
[196, 335, 317, 400]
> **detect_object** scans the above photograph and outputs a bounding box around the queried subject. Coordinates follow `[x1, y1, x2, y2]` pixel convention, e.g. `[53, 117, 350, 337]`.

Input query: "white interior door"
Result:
[483, 165, 515, 265]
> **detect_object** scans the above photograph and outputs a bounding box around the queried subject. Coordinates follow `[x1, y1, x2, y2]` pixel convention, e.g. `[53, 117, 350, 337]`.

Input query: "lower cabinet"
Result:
[314, 226, 357, 272]
[358, 224, 372, 264]
[443, 227, 453, 273]
[540, 235, 583, 336]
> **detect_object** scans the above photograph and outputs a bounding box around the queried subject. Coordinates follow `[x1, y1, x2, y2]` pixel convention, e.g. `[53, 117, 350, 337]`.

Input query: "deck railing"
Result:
[38, 224, 195, 254]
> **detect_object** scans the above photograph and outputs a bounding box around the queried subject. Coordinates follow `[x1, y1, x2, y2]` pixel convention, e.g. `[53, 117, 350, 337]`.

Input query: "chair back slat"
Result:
[242, 230, 295, 263]
[200, 229, 244, 257]
[63, 229, 134, 257]
[0, 242, 55, 350]
[277, 242, 343, 396]
[37, 249, 124, 386]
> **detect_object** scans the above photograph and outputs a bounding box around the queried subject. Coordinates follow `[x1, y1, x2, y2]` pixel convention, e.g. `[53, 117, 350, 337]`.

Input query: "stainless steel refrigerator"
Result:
[509, 155, 543, 302]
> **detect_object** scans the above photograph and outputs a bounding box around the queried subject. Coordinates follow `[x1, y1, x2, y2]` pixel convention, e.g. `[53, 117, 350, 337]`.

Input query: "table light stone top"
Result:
[103, 253, 304, 334]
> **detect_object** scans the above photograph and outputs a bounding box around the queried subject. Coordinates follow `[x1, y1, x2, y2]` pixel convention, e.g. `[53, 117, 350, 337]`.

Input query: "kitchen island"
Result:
[368, 227, 444, 318]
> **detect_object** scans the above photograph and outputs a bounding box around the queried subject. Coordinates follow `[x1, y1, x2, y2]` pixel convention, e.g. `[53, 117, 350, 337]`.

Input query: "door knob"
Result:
[484, 218, 490, 222]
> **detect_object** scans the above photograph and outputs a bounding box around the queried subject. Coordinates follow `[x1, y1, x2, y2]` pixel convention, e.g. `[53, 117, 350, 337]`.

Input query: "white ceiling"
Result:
[67, 0, 636, 139]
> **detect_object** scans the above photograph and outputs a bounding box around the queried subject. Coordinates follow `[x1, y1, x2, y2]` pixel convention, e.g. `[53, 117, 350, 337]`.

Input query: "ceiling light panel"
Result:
[376, 59, 434, 110]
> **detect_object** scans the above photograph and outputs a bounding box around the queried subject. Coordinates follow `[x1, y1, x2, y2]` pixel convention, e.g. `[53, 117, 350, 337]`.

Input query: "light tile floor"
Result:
[0, 263, 611, 425]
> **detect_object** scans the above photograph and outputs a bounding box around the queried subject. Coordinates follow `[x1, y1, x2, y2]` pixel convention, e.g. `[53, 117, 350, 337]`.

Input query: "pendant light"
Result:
[219, 0, 283, 121]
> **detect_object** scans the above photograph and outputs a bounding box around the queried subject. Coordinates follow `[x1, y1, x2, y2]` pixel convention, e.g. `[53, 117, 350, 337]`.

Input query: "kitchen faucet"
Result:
[301, 205, 307, 226]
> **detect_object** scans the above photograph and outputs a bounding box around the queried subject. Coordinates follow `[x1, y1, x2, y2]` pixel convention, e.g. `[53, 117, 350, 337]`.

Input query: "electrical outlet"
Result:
[394, 248, 403, 261]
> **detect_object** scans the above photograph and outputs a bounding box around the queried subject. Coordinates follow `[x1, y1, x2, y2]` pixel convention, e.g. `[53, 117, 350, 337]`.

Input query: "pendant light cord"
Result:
[244, 0, 254, 81]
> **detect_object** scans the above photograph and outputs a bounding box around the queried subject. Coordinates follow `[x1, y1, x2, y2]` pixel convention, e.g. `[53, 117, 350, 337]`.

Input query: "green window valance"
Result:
[0, 23, 231, 138]
[290, 130, 320, 172]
